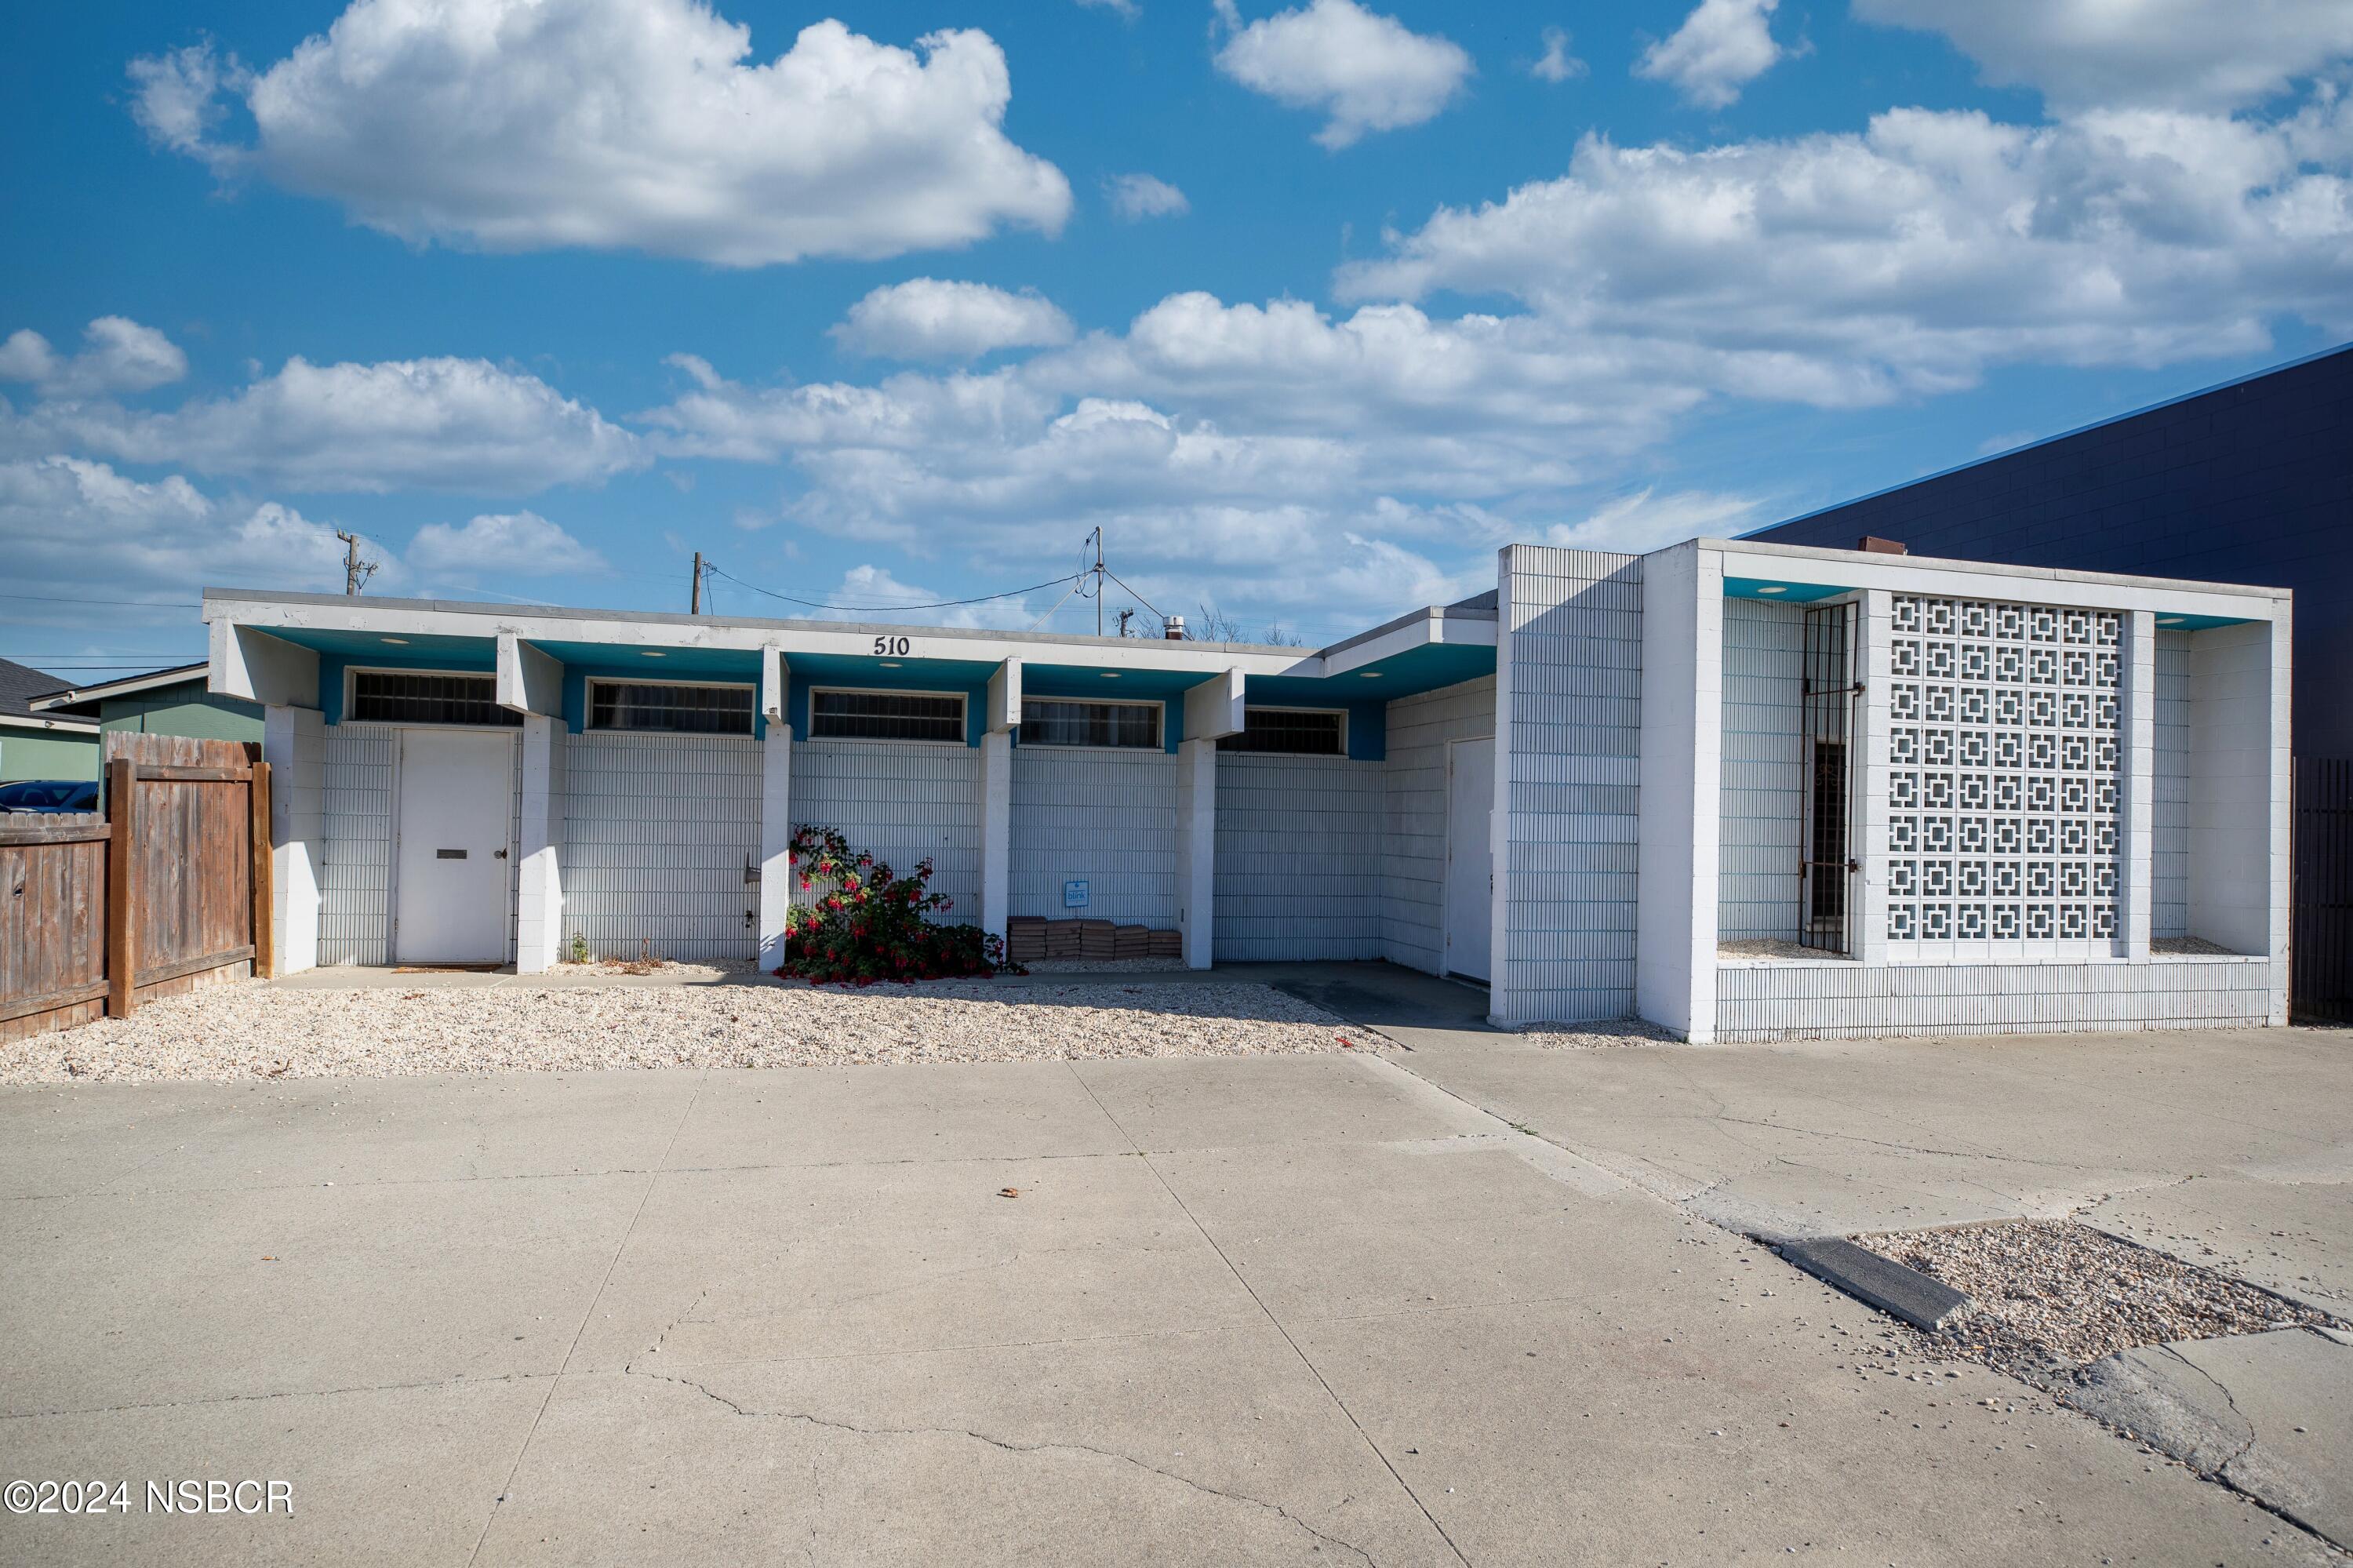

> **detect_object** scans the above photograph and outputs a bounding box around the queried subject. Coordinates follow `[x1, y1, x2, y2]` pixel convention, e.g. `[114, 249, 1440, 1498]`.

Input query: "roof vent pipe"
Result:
[1164, 615, 1187, 640]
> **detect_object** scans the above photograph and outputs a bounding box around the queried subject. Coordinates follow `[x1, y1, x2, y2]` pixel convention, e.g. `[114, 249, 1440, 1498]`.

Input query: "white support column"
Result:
[1634, 543, 1721, 1042]
[2264, 605, 2293, 1026]
[980, 729, 1012, 944]
[2118, 610, 2156, 962]
[1853, 590, 1894, 971]
[264, 704, 324, 974]
[1182, 668, 1244, 742]
[762, 646, 789, 730]
[211, 620, 318, 707]
[1488, 548, 1515, 1027]
[987, 658, 1023, 735]
[758, 721, 795, 972]
[1175, 737, 1217, 970]
[515, 714, 564, 973]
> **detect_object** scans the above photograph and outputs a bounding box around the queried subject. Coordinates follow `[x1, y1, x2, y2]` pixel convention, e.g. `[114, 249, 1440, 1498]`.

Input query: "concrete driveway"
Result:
[3, 987, 2347, 1565]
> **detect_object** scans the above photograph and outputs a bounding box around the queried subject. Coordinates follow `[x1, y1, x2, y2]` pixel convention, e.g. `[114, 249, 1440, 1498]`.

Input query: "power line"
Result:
[0, 593, 202, 608]
[706, 564, 1078, 613]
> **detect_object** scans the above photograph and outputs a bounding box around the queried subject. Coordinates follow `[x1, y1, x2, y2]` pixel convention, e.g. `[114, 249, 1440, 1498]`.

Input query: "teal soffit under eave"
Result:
[1723, 577, 1854, 603]
[1722, 580, 2256, 628]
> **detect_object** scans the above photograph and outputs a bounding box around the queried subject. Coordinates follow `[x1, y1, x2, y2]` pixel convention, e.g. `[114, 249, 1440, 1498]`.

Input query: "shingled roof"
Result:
[0, 657, 74, 721]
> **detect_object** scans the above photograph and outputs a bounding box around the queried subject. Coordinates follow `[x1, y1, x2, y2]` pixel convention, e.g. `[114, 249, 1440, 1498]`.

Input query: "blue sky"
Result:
[4, 0, 2349, 673]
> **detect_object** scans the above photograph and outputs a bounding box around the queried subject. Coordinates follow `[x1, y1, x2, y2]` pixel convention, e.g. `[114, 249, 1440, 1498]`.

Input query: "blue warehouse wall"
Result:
[1753, 344, 2351, 757]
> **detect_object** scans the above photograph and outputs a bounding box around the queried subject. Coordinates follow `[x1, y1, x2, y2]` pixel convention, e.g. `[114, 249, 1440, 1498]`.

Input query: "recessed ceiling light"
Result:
[2158, 617, 2185, 626]
[1100, 671, 1121, 678]
[1757, 585, 1787, 595]
[380, 636, 409, 646]
[1359, 671, 1383, 678]
[879, 660, 901, 668]
[642, 650, 667, 658]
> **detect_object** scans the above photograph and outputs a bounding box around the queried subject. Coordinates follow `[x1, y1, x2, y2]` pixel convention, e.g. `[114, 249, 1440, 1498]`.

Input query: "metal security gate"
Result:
[1799, 602, 1860, 952]
[2293, 756, 2352, 1024]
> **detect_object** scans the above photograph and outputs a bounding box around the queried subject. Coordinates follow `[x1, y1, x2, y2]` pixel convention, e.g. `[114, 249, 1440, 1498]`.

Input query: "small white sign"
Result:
[1063, 879, 1089, 908]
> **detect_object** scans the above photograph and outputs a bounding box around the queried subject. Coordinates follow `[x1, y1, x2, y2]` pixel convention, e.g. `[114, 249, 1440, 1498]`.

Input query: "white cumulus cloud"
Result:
[0, 318, 188, 398]
[1635, 0, 1787, 109]
[0, 456, 362, 621]
[9, 355, 642, 494]
[1854, 0, 2353, 112]
[407, 510, 606, 578]
[1544, 487, 1765, 552]
[126, 0, 1071, 267]
[1338, 103, 2353, 402]
[1107, 173, 1191, 220]
[1213, 0, 1473, 149]
[1529, 27, 1587, 84]
[831, 279, 1075, 361]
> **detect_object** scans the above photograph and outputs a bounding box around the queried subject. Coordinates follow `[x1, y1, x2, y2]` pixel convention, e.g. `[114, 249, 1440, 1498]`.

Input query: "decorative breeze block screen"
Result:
[1886, 596, 2121, 944]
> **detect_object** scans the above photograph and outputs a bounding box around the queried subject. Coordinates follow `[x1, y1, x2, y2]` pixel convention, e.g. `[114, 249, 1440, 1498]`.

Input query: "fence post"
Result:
[105, 759, 136, 1017]
[249, 758, 275, 979]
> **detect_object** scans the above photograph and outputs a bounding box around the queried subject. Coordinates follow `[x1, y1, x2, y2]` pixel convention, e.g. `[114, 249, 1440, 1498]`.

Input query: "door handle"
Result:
[494, 848, 509, 859]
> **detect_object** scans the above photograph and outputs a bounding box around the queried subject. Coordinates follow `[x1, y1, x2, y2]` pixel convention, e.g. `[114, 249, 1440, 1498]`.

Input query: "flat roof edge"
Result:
[1693, 540, 2293, 600]
[199, 588, 1316, 657]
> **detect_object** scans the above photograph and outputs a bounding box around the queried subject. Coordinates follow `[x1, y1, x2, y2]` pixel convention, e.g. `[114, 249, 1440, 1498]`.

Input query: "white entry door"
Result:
[1444, 736, 1494, 982]
[395, 729, 513, 963]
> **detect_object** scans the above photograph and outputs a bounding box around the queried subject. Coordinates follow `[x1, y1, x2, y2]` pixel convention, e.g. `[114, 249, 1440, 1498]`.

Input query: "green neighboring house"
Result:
[0, 658, 100, 782]
[28, 662, 264, 759]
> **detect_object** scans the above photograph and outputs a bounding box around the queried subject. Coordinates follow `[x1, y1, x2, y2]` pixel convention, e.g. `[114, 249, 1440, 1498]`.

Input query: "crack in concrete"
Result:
[1, 1371, 545, 1424]
[629, 1367, 1383, 1568]
[1708, 1114, 2128, 1176]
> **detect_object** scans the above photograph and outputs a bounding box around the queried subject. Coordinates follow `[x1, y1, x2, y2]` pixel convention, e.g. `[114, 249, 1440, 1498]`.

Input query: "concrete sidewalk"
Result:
[5, 1020, 2344, 1564]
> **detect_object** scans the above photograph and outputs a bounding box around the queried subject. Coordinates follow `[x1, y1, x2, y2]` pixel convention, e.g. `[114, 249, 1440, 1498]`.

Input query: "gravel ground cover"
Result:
[0, 977, 1369, 1083]
[1870, 1220, 2333, 1378]
[1515, 1017, 1682, 1050]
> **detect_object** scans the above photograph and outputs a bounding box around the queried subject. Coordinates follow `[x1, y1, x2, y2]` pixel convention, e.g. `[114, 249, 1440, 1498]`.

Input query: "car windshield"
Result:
[0, 780, 89, 809]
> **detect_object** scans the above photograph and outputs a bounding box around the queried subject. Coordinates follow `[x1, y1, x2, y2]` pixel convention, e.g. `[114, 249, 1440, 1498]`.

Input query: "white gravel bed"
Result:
[1871, 1221, 2333, 1377]
[2, 977, 1366, 1083]
[1718, 938, 1840, 960]
[1513, 1017, 1682, 1050]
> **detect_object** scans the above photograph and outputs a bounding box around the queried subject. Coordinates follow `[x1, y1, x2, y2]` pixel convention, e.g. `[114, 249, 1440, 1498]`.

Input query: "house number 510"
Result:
[872, 636, 911, 657]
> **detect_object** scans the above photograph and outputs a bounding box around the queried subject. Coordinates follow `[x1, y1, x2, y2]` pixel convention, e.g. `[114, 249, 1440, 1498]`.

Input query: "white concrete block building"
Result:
[204, 535, 2289, 1041]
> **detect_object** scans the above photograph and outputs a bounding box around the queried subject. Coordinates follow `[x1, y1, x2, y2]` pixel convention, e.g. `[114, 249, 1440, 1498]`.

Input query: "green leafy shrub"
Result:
[776, 823, 1016, 985]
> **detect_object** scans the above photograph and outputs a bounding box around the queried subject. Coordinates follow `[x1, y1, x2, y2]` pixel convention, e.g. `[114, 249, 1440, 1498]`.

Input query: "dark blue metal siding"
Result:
[1754, 344, 2353, 756]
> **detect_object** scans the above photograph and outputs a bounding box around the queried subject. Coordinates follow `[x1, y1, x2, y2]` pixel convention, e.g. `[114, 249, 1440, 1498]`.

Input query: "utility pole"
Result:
[1090, 526, 1104, 637]
[335, 531, 377, 596]
[691, 551, 703, 615]
[1115, 608, 1134, 638]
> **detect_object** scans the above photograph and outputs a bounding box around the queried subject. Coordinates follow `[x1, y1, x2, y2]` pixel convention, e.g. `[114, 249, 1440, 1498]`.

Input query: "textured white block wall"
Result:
[1497, 546, 1644, 1024]
[1009, 746, 1179, 925]
[1380, 676, 1496, 974]
[1716, 957, 2277, 1041]
[1718, 598, 1804, 942]
[789, 740, 983, 922]
[562, 731, 758, 961]
[1214, 752, 1384, 961]
[2151, 631, 2190, 939]
[318, 722, 393, 966]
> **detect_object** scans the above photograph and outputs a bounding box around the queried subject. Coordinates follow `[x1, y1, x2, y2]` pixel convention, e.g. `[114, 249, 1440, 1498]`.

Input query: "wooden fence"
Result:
[1, 733, 271, 1043]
